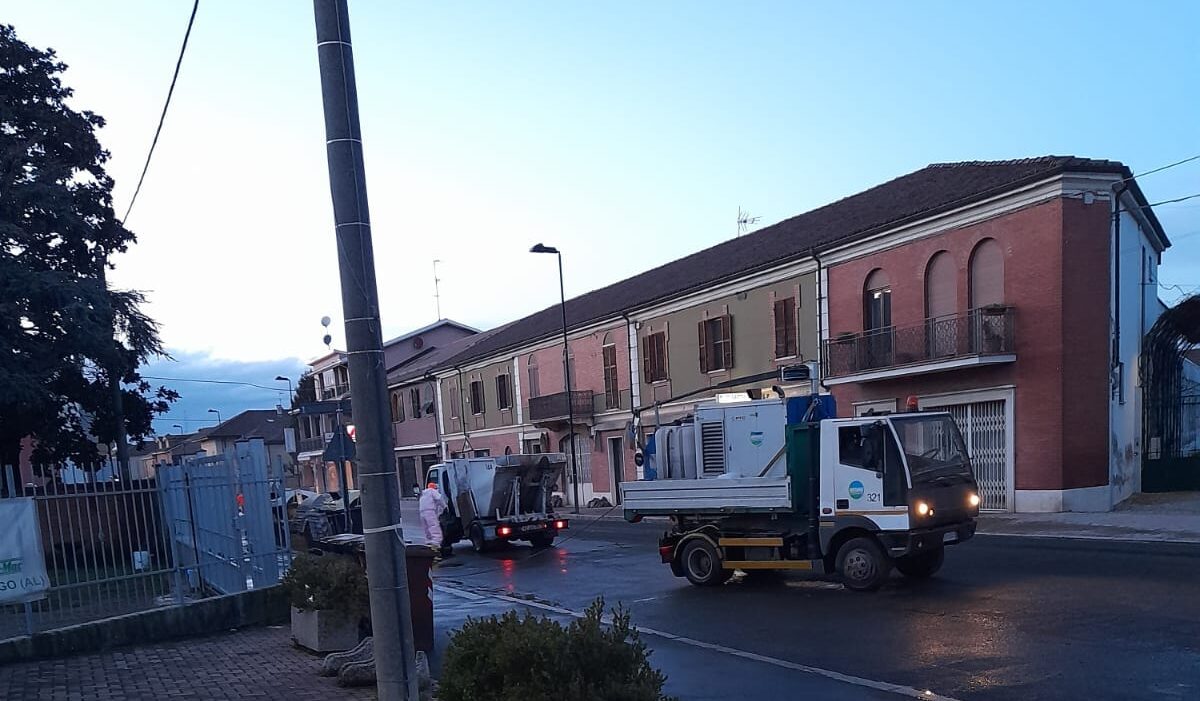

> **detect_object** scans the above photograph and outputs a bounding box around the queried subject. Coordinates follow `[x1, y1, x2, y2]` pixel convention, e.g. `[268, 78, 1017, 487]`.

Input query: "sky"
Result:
[4, 1, 1199, 434]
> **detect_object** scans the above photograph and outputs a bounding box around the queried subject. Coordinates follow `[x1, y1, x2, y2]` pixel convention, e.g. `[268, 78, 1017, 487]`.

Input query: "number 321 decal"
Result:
[866, 492, 881, 503]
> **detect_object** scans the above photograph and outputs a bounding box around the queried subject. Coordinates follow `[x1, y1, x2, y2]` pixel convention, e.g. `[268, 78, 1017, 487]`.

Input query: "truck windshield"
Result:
[890, 415, 971, 480]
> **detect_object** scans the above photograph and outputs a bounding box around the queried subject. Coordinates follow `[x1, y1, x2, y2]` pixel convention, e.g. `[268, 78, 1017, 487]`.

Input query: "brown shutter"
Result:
[642, 335, 652, 380]
[698, 320, 709, 373]
[773, 300, 786, 358]
[721, 315, 734, 369]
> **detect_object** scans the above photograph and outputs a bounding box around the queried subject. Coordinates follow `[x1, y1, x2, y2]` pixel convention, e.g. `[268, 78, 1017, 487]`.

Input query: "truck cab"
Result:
[819, 413, 979, 582]
[622, 398, 979, 591]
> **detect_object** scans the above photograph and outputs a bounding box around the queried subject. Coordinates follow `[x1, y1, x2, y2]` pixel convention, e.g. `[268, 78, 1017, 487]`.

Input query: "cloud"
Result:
[141, 350, 306, 436]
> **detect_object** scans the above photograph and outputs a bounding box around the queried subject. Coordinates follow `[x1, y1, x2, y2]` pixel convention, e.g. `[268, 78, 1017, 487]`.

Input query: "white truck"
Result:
[622, 397, 980, 591]
[426, 453, 570, 554]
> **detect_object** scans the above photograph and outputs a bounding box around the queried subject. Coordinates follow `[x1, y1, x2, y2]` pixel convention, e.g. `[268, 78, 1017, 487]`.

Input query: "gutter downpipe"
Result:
[455, 366, 471, 453]
[621, 312, 641, 449]
[812, 248, 832, 394]
[1112, 183, 1127, 393]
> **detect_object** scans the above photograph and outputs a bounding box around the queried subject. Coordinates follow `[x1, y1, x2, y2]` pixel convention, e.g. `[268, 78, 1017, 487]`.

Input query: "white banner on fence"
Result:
[0, 498, 50, 604]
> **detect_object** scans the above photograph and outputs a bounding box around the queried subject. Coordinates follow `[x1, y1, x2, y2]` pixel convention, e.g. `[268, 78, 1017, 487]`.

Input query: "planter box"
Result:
[291, 607, 360, 653]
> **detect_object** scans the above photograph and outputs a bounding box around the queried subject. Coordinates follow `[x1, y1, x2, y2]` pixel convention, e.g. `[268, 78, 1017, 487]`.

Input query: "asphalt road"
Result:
[430, 517, 1200, 701]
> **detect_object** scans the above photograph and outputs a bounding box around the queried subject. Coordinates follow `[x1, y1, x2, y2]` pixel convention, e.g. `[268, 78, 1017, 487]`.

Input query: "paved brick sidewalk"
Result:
[0, 625, 376, 700]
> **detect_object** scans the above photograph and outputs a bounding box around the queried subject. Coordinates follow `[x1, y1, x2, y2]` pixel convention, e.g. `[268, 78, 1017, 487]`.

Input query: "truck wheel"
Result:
[896, 548, 944, 579]
[469, 524, 489, 554]
[836, 537, 892, 591]
[530, 533, 555, 549]
[680, 538, 732, 587]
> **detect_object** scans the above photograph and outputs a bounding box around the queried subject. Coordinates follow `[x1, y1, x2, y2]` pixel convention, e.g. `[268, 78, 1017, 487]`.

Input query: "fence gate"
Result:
[923, 398, 1010, 511]
[158, 438, 285, 595]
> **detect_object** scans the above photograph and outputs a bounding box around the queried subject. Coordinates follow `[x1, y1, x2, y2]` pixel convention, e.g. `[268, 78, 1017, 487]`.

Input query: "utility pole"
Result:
[313, 3, 417, 700]
[98, 263, 131, 482]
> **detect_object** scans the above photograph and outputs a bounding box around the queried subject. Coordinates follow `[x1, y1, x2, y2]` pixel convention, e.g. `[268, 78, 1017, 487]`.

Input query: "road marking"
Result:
[434, 583, 963, 701]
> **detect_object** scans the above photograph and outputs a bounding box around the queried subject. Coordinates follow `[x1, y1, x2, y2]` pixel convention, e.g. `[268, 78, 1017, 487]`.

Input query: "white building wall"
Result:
[1109, 204, 1163, 507]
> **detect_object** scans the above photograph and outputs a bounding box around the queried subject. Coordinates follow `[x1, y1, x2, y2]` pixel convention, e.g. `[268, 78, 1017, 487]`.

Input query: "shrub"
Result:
[439, 598, 674, 701]
[280, 553, 369, 619]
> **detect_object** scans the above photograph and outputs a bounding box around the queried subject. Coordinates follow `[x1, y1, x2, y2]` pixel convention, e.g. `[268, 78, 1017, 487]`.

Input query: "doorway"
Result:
[608, 437, 625, 504]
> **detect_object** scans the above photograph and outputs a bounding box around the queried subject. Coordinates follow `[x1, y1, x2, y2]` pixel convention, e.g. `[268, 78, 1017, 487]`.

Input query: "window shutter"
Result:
[773, 300, 786, 358]
[698, 320, 709, 373]
[642, 335, 652, 380]
[721, 315, 734, 369]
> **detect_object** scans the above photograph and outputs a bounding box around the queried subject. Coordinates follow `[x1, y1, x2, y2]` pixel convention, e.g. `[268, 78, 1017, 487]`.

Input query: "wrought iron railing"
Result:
[823, 307, 1015, 378]
[298, 436, 326, 453]
[528, 390, 594, 424]
[320, 383, 350, 400]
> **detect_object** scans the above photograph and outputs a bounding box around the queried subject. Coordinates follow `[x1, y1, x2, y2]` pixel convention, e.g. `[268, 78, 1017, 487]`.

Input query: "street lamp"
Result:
[530, 242, 580, 514]
[207, 408, 222, 425]
[275, 375, 294, 412]
[172, 424, 183, 434]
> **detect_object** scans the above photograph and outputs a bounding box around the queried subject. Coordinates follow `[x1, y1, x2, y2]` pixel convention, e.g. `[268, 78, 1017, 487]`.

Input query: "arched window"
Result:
[969, 238, 1007, 354]
[924, 252, 957, 319]
[925, 252, 958, 357]
[969, 238, 1004, 308]
[863, 269, 891, 331]
[526, 355, 540, 398]
[863, 269, 892, 368]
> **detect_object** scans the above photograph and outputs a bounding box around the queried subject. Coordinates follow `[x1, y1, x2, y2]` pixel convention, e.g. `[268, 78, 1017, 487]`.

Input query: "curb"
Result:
[576, 513, 1200, 544]
[975, 530, 1200, 545]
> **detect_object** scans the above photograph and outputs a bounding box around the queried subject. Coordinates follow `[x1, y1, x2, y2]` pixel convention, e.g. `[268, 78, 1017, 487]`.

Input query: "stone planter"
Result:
[291, 606, 360, 653]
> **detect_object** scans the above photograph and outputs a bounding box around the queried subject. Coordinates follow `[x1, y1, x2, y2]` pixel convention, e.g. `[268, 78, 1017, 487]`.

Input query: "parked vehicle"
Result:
[427, 454, 569, 553]
[289, 489, 362, 543]
[622, 396, 980, 591]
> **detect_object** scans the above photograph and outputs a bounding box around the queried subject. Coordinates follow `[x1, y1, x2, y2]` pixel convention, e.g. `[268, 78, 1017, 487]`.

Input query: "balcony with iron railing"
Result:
[320, 383, 350, 400]
[298, 435, 327, 453]
[822, 306, 1015, 383]
[528, 390, 595, 427]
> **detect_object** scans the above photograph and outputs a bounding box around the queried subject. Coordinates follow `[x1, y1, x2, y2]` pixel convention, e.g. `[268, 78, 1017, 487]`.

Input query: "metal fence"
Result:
[0, 438, 291, 639]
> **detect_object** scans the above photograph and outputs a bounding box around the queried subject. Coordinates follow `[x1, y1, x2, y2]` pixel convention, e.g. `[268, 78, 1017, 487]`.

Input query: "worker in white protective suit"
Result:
[419, 482, 448, 556]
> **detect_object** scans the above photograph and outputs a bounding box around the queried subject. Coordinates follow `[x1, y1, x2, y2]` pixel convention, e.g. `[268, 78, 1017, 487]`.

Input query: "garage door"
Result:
[923, 398, 1009, 511]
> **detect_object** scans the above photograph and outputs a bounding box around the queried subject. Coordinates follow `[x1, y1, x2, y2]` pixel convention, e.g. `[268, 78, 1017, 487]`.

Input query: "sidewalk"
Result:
[978, 491, 1200, 543]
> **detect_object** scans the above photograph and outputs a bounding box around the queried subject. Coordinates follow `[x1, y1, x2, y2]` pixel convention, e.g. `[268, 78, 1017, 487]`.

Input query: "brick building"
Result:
[333, 156, 1169, 513]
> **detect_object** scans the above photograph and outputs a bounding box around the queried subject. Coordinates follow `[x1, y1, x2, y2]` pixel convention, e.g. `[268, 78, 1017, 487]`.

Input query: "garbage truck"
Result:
[426, 453, 569, 554]
[621, 396, 980, 591]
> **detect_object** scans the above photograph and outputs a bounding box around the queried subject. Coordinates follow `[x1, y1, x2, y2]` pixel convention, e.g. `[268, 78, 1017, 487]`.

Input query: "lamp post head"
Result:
[529, 243, 559, 254]
[207, 408, 218, 414]
[275, 375, 288, 382]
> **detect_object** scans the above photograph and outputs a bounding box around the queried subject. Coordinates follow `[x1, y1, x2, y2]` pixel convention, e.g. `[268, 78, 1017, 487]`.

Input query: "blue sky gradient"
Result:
[5, 1, 1198, 430]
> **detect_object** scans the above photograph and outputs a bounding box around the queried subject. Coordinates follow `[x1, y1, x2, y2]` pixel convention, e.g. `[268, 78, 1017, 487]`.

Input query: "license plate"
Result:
[519, 524, 544, 533]
[943, 532, 958, 544]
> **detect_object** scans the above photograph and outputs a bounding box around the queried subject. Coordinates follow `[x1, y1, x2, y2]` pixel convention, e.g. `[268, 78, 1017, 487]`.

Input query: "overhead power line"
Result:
[121, 0, 200, 225]
[1120, 154, 1200, 184]
[1147, 192, 1200, 208]
[141, 375, 289, 393]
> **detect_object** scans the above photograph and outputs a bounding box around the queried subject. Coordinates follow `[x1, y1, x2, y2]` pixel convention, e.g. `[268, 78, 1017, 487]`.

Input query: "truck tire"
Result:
[679, 538, 732, 587]
[836, 537, 892, 592]
[529, 533, 555, 549]
[896, 548, 944, 579]
[469, 524, 489, 554]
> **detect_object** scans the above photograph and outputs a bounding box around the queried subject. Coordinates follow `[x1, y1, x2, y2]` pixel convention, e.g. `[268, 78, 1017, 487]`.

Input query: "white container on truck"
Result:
[426, 453, 570, 554]
[622, 397, 980, 591]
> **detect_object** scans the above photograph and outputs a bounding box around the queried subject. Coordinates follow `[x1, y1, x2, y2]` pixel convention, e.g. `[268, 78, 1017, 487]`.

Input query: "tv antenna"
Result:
[433, 259, 443, 320]
[737, 206, 760, 237]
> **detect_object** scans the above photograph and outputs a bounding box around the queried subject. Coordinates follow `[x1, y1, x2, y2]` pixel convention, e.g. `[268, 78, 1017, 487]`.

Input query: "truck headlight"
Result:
[915, 501, 930, 516]
[968, 493, 981, 508]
